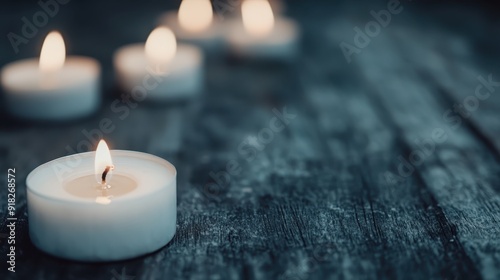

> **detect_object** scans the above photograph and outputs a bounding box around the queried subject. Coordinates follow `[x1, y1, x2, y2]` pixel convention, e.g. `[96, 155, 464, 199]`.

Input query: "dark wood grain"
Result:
[1, 0, 500, 279]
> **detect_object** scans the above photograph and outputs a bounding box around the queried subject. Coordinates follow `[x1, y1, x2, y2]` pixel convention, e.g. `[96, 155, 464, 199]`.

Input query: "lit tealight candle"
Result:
[226, 0, 299, 61]
[27, 140, 177, 261]
[159, 0, 225, 52]
[1, 31, 100, 121]
[114, 27, 203, 102]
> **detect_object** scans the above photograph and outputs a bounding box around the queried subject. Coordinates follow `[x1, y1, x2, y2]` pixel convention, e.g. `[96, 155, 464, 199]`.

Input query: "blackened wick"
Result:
[101, 165, 114, 184]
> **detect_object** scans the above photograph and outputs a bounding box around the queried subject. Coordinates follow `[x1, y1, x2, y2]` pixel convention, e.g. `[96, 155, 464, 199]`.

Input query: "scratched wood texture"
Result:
[1, 0, 500, 279]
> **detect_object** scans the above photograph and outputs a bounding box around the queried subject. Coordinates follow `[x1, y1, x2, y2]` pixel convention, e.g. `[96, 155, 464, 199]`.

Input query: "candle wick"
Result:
[101, 165, 114, 185]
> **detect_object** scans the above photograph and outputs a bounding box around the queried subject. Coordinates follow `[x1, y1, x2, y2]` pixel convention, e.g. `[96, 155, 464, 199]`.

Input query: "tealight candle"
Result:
[27, 140, 177, 261]
[114, 27, 203, 102]
[1, 31, 100, 121]
[159, 0, 225, 53]
[226, 0, 299, 61]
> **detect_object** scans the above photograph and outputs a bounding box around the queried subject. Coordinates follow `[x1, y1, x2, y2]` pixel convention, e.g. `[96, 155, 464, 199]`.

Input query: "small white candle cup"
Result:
[159, 0, 225, 53]
[114, 27, 204, 102]
[1, 32, 100, 121]
[226, 0, 299, 61]
[27, 146, 177, 262]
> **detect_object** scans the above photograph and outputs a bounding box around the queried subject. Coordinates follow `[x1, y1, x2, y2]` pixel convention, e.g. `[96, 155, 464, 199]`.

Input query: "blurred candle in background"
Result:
[159, 0, 225, 53]
[226, 0, 299, 61]
[114, 26, 203, 102]
[1, 31, 101, 121]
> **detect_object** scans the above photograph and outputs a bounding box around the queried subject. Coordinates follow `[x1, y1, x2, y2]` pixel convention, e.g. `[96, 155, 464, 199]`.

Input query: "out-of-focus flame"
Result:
[178, 0, 213, 33]
[242, 0, 275, 37]
[39, 31, 65, 72]
[145, 27, 177, 65]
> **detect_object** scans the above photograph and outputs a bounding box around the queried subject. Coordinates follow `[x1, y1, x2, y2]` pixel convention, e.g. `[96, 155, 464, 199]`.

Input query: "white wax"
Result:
[226, 18, 300, 61]
[27, 150, 177, 261]
[159, 11, 225, 53]
[113, 43, 203, 102]
[1, 57, 100, 121]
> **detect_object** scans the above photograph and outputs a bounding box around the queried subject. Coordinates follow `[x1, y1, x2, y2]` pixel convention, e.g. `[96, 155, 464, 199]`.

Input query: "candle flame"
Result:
[39, 31, 66, 72]
[95, 140, 113, 185]
[242, 0, 275, 37]
[145, 27, 177, 65]
[178, 0, 213, 33]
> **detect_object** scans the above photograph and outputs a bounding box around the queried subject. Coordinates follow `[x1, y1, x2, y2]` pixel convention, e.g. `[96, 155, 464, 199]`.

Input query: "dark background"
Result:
[1, 0, 500, 279]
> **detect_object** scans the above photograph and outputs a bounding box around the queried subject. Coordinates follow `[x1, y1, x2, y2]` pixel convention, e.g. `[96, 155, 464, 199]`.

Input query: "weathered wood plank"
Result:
[355, 30, 500, 280]
[296, 26, 482, 278]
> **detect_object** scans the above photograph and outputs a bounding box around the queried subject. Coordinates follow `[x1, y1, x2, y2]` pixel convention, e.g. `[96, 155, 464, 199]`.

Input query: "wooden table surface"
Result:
[1, 0, 500, 279]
